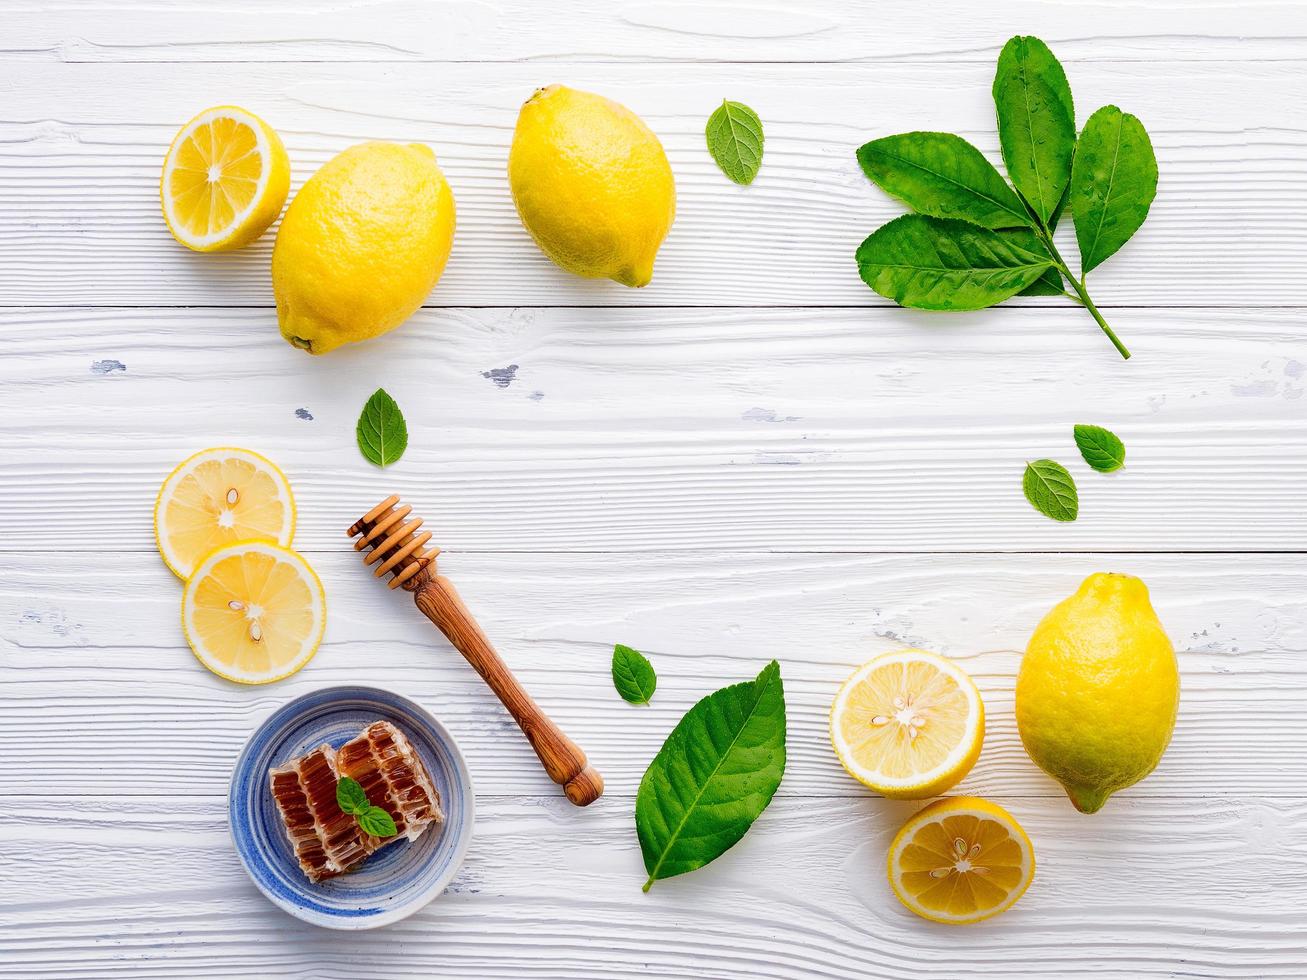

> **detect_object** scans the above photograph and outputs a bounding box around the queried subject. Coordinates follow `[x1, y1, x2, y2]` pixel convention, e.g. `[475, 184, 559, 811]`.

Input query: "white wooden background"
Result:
[3, 2, 1306, 977]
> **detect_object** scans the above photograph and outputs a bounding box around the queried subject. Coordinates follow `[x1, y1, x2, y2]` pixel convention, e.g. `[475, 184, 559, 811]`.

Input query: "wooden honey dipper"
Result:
[347, 495, 603, 806]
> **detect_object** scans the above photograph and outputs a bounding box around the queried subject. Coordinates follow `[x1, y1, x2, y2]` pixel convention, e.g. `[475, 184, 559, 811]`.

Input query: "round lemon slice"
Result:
[830, 649, 983, 799]
[888, 796, 1035, 924]
[182, 542, 325, 684]
[161, 105, 290, 252]
[154, 447, 295, 580]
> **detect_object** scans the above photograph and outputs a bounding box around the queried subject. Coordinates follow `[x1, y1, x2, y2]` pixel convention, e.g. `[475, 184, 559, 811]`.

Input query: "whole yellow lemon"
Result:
[273, 142, 455, 355]
[508, 85, 674, 287]
[1016, 572, 1179, 813]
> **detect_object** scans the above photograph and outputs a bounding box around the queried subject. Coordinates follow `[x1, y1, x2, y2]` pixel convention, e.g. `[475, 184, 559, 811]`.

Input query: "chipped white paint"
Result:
[2, 3, 1305, 978]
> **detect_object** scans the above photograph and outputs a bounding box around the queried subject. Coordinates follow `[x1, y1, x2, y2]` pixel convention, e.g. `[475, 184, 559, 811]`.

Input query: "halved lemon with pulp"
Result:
[830, 649, 983, 799]
[154, 447, 295, 580]
[182, 541, 325, 684]
[160, 105, 290, 251]
[888, 796, 1034, 924]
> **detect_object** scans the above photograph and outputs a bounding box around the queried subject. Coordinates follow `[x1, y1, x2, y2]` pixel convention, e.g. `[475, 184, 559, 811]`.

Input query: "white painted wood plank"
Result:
[2, 794, 1304, 979]
[2, 306, 1302, 553]
[4, 551, 1303, 799]
[1, 60, 1303, 306]
[5, 0, 1305, 63]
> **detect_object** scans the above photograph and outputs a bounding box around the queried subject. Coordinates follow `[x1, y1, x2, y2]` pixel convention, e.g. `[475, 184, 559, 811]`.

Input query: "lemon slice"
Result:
[161, 105, 290, 251]
[182, 542, 325, 684]
[154, 447, 295, 580]
[888, 796, 1035, 924]
[830, 649, 983, 799]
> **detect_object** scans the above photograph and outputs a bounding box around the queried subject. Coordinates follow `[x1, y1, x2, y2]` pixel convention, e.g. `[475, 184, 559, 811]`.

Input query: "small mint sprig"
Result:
[612, 643, 657, 705]
[336, 776, 398, 838]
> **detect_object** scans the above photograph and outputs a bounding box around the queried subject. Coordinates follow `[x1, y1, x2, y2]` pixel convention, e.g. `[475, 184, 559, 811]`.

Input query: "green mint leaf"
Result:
[612, 644, 657, 705]
[993, 36, 1076, 225]
[856, 214, 1054, 311]
[636, 660, 786, 891]
[1023, 460, 1079, 522]
[706, 100, 763, 185]
[1070, 106, 1158, 274]
[356, 388, 408, 467]
[336, 776, 370, 815]
[357, 806, 398, 839]
[1073, 424, 1126, 472]
[856, 131, 1033, 230]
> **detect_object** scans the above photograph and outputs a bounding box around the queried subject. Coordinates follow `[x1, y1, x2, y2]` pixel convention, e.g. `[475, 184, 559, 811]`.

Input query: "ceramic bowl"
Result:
[229, 685, 474, 929]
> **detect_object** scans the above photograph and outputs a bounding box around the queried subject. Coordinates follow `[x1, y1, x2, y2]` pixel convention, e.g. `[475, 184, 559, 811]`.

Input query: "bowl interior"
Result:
[229, 685, 473, 928]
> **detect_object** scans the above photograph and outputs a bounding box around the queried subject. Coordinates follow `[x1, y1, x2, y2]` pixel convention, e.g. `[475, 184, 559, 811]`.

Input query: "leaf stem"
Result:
[1037, 229, 1131, 360]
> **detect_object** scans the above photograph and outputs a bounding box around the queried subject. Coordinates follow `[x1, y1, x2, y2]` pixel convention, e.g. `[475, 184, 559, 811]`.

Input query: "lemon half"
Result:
[830, 649, 984, 799]
[182, 541, 325, 684]
[154, 447, 295, 580]
[888, 796, 1035, 924]
[161, 105, 290, 252]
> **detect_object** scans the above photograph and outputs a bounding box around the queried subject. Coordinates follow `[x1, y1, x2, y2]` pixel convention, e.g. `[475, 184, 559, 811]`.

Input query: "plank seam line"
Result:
[8, 548, 1306, 557]
[12, 56, 1307, 67]
[1, 792, 1297, 801]
[5, 303, 1307, 312]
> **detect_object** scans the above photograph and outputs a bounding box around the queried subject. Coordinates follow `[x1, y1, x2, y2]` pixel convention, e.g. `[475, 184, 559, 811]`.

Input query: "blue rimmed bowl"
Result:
[229, 685, 474, 929]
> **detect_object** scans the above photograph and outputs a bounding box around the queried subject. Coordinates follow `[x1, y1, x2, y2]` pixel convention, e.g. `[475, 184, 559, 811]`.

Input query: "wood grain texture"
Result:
[3, 551, 1304, 799]
[5, 0, 1305, 63]
[1, 306, 1302, 553]
[1, 60, 1304, 307]
[2, 794, 1305, 979]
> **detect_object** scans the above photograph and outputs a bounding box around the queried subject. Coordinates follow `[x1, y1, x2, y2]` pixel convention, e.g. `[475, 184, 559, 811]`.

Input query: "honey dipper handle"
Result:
[414, 576, 604, 807]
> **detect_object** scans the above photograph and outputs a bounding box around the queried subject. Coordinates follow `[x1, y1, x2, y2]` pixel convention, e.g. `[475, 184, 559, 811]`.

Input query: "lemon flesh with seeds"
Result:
[273, 141, 456, 355]
[154, 448, 295, 581]
[1017, 572, 1179, 814]
[888, 796, 1035, 924]
[830, 649, 984, 800]
[160, 106, 290, 252]
[182, 542, 325, 685]
[509, 85, 675, 288]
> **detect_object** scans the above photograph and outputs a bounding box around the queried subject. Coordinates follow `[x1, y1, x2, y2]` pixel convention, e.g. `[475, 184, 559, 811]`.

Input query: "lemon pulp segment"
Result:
[182, 542, 324, 684]
[888, 797, 1034, 924]
[830, 650, 983, 799]
[154, 447, 294, 580]
[161, 106, 289, 251]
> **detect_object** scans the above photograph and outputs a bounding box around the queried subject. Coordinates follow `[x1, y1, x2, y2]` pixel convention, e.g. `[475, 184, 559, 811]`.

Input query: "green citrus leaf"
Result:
[993, 36, 1076, 225]
[1023, 459, 1079, 522]
[356, 388, 408, 467]
[856, 131, 1033, 230]
[1070, 105, 1158, 274]
[1008, 229, 1065, 295]
[335, 776, 369, 815]
[1073, 424, 1126, 472]
[1019, 264, 1066, 296]
[357, 806, 398, 839]
[706, 100, 764, 186]
[636, 660, 786, 891]
[612, 644, 657, 705]
[856, 214, 1054, 311]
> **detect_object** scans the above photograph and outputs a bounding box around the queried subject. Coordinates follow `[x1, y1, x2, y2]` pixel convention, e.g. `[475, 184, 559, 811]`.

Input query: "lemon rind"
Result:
[180, 540, 325, 685]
